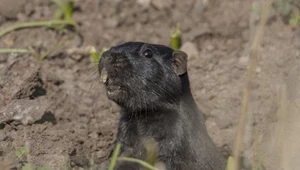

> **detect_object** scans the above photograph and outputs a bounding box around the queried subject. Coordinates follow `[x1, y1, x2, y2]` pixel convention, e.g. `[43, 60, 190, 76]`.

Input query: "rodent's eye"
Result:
[142, 49, 153, 58]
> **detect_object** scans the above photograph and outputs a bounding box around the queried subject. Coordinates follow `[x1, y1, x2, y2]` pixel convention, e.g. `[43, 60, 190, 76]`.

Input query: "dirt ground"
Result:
[0, 0, 300, 170]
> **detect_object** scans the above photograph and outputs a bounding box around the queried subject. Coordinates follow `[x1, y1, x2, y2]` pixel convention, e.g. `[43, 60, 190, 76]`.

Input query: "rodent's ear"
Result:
[172, 51, 188, 76]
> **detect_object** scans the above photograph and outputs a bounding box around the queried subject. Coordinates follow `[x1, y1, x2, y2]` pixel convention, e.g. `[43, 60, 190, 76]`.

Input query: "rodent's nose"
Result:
[102, 49, 127, 67]
[102, 50, 115, 62]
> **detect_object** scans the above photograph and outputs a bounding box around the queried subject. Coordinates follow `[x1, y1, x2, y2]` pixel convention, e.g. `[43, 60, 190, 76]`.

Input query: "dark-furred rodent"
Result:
[98, 42, 226, 170]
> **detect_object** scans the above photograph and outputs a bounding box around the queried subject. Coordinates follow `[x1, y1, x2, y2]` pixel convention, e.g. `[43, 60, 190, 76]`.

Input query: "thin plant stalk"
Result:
[0, 48, 34, 54]
[0, 20, 77, 38]
[108, 143, 121, 170]
[232, 0, 272, 170]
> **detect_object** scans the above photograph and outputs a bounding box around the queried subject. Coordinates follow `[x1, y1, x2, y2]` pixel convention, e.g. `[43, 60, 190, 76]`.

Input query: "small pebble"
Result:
[137, 0, 151, 8]
[0, 131, 8, 141]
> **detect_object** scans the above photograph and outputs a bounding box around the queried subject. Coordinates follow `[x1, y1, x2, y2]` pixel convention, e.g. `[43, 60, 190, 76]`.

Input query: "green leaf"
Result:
[226, 156, 234, 170]
[16, 146, 30, 159]
[64, 1, 74, 20]
[90, 47, 107, 67]
[51, 0, 74, 20]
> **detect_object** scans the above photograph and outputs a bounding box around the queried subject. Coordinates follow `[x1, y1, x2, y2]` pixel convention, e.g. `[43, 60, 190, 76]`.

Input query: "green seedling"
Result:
[226, 156, 234, 170]
[170, 23, 181, 50]
[16, 145, 34, 170]
[52, 0, 74, 20]
[16, 145, 30, 160]
[90, 47, 108, 67]
[52, 0, 75, 32]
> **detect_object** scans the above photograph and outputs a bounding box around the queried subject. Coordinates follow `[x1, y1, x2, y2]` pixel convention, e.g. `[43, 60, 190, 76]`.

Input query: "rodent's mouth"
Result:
[105, 84, 126, 102]
[99, 66, 128, 102]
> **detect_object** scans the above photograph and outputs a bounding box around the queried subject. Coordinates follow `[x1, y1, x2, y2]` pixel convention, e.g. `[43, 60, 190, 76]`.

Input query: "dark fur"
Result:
[98, 42, 226, 170]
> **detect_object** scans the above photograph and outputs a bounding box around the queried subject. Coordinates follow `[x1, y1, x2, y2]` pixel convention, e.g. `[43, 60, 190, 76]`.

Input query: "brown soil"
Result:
[0, 0, 299, 170]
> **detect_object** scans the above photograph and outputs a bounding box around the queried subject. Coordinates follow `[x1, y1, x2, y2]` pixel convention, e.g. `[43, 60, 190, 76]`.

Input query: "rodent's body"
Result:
[98, 42, 226, 170]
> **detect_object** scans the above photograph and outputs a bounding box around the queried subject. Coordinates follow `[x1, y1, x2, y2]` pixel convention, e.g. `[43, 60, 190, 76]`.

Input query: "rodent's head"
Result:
[98, 42, 188, 112]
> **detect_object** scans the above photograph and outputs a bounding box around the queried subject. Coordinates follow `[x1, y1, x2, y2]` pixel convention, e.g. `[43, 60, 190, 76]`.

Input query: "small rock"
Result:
[215, 113, 232, 129]
[0, 97, 49, 125]
[70, 156, 90, 169]
[104, 18, 119, 28]
[210, 109, 222, 117]
[209, 109, 232, 129]
[256, 67, 261, 73]
[206, 44, 215, 51]
[151, 0, 173, 10]
[137, 0, 151, 8]
[180, 42, 199, 60]
[0, 131, 8, 141]
[194, 0, 209, 13]
[205, 118, 220, 136]
[96, 150, 107, 159]
[88, 131, 99, 140]
[16, 13, 27, 22]
[70, 55, 84, 61]
[236, 55, 249, 69]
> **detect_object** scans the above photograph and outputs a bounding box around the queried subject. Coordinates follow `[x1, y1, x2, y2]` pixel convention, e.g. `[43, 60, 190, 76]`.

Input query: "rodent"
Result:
[98, 42, 226, 170]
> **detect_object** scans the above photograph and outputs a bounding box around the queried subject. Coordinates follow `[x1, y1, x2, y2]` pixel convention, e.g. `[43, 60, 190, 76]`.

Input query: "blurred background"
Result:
[0, 0, 300, 169]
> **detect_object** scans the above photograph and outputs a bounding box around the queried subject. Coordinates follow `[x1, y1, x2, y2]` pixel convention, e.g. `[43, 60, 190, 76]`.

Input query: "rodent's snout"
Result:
[101, 50, 129, 69]
[99, 48, 131, 105]
[98, 48, 131, 87]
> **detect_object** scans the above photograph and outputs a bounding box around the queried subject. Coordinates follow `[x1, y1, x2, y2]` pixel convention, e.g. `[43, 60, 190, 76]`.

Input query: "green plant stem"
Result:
[0, 20, 77, 38]
[118, 157, 159, 170]
[170, 23, 181, 50]
[0, 48, 33, 54]
[108, 143, 121, 170]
